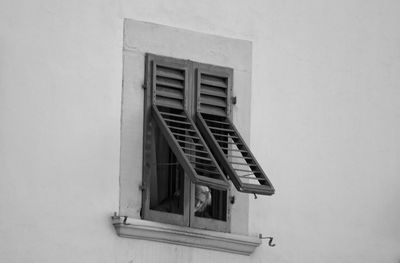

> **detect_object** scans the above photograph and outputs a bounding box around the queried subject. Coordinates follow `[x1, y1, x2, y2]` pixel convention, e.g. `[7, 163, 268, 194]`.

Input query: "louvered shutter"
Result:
[195, 66, 275, 195]
[147, 54, 229, 190]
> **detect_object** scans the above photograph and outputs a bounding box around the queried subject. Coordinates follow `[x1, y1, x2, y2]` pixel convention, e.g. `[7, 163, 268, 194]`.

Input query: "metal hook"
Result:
[267, 237, 276, 247]
[259, 234, 276, 247]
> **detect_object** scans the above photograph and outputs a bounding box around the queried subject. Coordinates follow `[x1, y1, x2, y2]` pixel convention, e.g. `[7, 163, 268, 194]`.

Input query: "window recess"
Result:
[195, 66, 275, 195]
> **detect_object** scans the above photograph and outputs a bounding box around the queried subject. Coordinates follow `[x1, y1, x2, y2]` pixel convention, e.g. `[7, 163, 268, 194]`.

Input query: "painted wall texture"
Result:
[0, 1, 399, 263]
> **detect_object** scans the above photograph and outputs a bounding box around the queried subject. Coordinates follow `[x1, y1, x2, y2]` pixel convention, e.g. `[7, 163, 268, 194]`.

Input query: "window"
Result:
[141, 54, 274, 233]
[114, 20, 271, 254]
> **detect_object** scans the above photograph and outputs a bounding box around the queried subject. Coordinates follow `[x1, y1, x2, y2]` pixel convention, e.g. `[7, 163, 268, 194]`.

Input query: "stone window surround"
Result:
[116, 19, 260, 255]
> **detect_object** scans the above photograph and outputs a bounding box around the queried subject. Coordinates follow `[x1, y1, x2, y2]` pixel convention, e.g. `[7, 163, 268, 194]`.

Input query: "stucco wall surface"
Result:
[0, 1, 399, 263]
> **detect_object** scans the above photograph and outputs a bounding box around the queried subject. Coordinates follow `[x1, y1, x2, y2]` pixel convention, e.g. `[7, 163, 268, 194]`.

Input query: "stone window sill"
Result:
[111, 216, 261, 255]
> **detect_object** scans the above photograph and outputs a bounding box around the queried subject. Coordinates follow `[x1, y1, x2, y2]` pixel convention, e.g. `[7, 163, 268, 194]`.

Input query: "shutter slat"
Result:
[229, 161, 257, 166]
[200, 86, 227, 98]
[219, 148, 248, 152]
[171, 132, 201, 140]
[160, 111, 187, 119]
[201, 74, 228, 88]
[200, 95, 227, 108]
[204, 119, 230, 126]
[156, 76, 184, 89]
[226, 155, 253, 160]
[211, 133, 239, 139]
[233, 168, 261, 173]
[195, 167, 221, 175]
[215, 140, 243, 145]
[156, 89, 184, 100]
[238, 176, 268, 181]
[167, 125, 196, 133]
[176, 139, 203, 147]
[164, 118, 191, 126]
[197, 104, 226, 116]
[155, 98, 184, 110]
[208, 126, 235, 132]
[156, 66, 185, 80]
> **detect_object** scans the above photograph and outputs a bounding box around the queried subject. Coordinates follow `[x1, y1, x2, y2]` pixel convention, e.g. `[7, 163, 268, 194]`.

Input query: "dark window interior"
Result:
[195, 186, 227, 221]
[150, 123, 185, 215]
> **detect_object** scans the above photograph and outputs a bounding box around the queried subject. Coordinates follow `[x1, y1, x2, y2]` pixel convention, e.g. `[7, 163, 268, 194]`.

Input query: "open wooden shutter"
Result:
[147, 54, 229, 190]
[195, 66, 275, 195]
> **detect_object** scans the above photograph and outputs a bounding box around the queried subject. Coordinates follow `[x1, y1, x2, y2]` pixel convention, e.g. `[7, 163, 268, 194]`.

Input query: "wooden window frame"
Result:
[141, 54, 232, 232]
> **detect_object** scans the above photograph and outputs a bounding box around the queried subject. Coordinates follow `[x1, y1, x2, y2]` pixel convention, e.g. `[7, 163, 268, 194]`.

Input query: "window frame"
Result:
[141, 54, 232, 232]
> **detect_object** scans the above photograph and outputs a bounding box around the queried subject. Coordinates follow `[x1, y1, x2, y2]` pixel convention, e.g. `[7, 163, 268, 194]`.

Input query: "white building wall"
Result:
[0, 1, 399, 263]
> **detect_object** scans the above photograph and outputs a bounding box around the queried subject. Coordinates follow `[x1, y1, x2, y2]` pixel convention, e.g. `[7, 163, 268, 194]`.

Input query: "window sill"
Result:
[111, 215, 261, 255]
